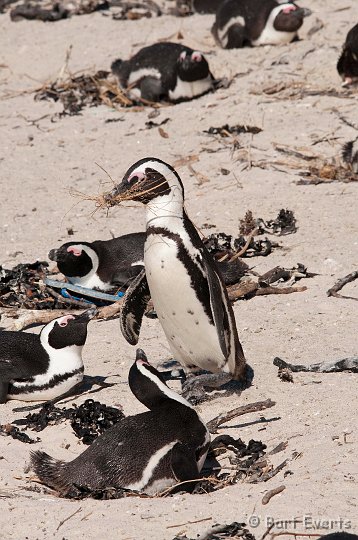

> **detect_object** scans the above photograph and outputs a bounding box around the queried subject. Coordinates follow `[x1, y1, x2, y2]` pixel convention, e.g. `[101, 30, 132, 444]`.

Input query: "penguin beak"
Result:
[297, 7, 311, 17]
[136, 348, 149, 364]
[104, 181, 134, 206]
[74, 307, 98, 322]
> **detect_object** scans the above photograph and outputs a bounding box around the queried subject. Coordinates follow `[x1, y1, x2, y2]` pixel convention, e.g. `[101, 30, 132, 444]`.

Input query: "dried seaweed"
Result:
[204, 124, 262, 137]
[65, 484, 143, 500]
[274, 356, 358, 374]
[172, 522, 256, 540]
[35, 70, 133, 116]
[0, 424, 39, 444]
[0, 261, 54, 310]
[13, 399, 124, 444]
[297, 162, 358, 185]
[203, 232, 276, 259]
[0, 260, 91, 310]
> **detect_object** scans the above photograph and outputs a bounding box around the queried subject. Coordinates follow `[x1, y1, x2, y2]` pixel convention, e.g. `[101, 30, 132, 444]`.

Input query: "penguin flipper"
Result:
[170, 442, 199, 487]
[205, 261, 229, 359]
[120, 268, 151, 345]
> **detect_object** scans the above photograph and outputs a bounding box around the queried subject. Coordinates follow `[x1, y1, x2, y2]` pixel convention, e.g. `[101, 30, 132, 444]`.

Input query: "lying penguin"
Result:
[111, 42, 215, 103]
[212, 0, 311, 49]
[30, 349, 210, 496]
[337, 23, 358, 87]
[48, 233, 145, 292]
[104, 158, 247, 401]
[49, 233, 245, 291]
[0, 309, 95, 403]
[342, 138, 358, 173]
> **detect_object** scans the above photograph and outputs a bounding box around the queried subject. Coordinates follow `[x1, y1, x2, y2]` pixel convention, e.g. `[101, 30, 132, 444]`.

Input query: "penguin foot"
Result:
[182, 372, 233, 403]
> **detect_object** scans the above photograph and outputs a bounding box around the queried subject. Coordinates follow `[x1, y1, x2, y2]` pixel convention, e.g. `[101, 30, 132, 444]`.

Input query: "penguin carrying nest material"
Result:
[100, 157, 248, 402]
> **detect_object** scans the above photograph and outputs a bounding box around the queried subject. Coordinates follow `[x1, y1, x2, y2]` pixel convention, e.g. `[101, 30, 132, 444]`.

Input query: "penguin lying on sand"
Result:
[212, 0, 311, 49]
[48, 233, 145, 291]
[103, 158, 247, 401]
[30, 349, 210, 496]
[50, 234, 245, 290]
[111, 42, 215, 103]
[337, 23, 358, 87]
[342, 138, 358, 173]
[0, 309, 95, 403]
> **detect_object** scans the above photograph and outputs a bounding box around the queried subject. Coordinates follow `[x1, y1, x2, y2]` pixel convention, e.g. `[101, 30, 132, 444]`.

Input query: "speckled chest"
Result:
[144, 231, 224, 371]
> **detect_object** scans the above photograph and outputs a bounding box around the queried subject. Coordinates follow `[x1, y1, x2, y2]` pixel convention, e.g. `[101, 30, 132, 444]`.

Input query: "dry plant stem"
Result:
[46, 287, 96, 310]
[230, 228, 259, 261]
[56, 507, 82, 532]
[207, 399, 276, 434]
[257, 459, 289, 483]
[327, 270, 358, 300]
[262, 485, 286, 505]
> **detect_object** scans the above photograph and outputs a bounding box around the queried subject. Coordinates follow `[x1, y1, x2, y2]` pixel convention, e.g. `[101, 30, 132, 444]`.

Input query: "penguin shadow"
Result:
[12, 375, 117, 413]
[156, 360, 255, 404]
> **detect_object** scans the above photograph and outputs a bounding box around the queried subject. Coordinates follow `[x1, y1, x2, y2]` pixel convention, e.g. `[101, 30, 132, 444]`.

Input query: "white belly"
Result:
[145, 235, 224, 372]
[8, 372, 83, 402]
[169, 75, 213, 101]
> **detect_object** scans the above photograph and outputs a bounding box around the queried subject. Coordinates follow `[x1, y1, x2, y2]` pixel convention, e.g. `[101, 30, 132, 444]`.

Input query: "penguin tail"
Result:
[30, 450, 71, 495]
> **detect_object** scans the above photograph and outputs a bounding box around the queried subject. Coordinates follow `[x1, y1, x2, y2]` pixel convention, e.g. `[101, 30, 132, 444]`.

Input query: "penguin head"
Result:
[49, 242, 98, 278]
[105, 158, 184, 206]
[273, 3, 311, 33]
[40, 308, 96, 351]
[177, 49, 210, 82]
[128, 349, 192, 410]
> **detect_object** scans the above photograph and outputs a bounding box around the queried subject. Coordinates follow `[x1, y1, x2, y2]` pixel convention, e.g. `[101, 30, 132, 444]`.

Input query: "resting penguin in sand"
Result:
[30, 349, 210, 496]
[49, 234, 247, 290]
[337, 23, 358, 87]
[111, 42, 215, 103]
[0, 309, 95, 403]
[212, 0, 311, 49]
[103, 158, 247, 401]
[48, 233, 145, 291]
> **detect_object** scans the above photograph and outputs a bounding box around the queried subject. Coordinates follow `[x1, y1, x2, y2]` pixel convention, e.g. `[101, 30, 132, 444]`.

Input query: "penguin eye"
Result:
[282, 5, 296, 13]
[128, 171, 145, 183]
[179, 51, 186, 62]
[191, 52, 202, 62]
[59, 315, 75, 327]
[67, 246, 82, 257]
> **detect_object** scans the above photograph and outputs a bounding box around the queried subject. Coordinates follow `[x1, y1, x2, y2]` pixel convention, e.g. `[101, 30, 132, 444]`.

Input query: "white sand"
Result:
[0, 1, 357, 538]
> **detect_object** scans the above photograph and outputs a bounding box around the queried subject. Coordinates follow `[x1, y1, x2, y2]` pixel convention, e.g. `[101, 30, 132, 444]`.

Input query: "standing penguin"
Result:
[0, 309, 95, 403]
[212, 0, 311, 49]
[111, 42, 215, 103]
[48, 233, 145, 291]
[337, 23, 358, 87]
[104, 158, 247, 401]
[30, 349, 210, 496]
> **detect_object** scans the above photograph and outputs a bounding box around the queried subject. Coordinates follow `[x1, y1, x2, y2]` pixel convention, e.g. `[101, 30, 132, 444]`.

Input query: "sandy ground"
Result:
[0, 1, 357, 539]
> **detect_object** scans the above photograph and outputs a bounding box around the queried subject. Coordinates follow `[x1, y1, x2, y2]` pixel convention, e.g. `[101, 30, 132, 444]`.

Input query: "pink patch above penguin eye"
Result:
[128, 171, 145, 183]
[59, 315, 75, 327]
[283, 4, 296, 13]
[191, 52, 202, 62]
[67, 246, 82, 257]
[179, 51, 187, 62]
